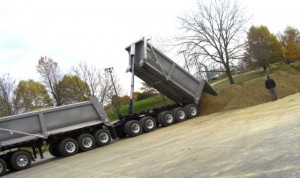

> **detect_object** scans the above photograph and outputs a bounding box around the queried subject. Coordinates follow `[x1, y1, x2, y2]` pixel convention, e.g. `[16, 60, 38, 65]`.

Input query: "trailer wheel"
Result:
[77, 133, 95, 151]
[49, 144, 61, 157]
[172, 107, 187, 122]
[9, 151, 31, 171]
[185, 104, 199, 118]
[0, 158, 7, 176]
[159, 111, 175, 127]
[125, 120, 142, 137]
[58, 138, 79, 157]
[140, 116, 156, 133]
[94, 129, 111, 147]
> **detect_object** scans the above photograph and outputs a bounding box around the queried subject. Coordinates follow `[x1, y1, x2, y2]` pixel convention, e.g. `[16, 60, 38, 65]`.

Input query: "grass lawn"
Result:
[106, 95, 174, 120]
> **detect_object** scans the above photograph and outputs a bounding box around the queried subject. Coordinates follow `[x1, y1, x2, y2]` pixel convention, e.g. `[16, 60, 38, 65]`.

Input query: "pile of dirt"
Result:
[199, 69, 300, 116]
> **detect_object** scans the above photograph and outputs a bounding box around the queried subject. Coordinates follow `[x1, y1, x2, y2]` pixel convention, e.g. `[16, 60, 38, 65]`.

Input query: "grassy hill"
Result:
[211, 62, 300, 91]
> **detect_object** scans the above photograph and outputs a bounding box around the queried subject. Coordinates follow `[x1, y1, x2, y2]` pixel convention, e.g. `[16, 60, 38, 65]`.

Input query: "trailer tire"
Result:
[77, 133, 95, 151]
[125, 120, 142, 137]
[49, 144, 61, 157]
[157, 112, 164, 125]
[140, 116, 156, 133]
[9, 151, 31, 171]
[159, 111, 175, 127]
[172, 107, 187, 122]
[94, 129, 111, 147]
[58, 138, 79, 157]
[185, 104, 199, 118]
[0, 158, 7, 176]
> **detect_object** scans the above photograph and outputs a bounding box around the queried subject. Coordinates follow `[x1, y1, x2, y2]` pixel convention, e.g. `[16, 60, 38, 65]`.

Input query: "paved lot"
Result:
[4, 94, 300, 178]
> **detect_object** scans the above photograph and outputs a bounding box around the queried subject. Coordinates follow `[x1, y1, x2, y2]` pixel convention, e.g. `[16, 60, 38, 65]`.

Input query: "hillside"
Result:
[106, 63, 300, 119]
[200, 68, 300, 116]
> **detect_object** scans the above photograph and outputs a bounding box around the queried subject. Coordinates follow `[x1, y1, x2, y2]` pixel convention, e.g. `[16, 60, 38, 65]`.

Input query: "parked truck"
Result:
[0, 97, 116, 176]
[0, 37, 217, 177]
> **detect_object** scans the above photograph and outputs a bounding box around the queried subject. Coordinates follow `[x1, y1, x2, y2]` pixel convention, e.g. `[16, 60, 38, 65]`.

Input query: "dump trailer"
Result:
[126, 38, 217, 105]
[0, 97, 115, 177]
[113, 38, 217, 138]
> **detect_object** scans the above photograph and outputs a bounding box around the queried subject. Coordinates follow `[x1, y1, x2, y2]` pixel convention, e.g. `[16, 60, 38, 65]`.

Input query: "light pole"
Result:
[104, 67, 121, 119]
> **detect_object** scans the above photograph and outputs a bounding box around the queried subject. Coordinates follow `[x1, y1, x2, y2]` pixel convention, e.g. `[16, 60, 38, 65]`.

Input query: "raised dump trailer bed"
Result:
[113, 38, 217, 138]
[125, 38, 217, 105]
[0, 97, 114, 177]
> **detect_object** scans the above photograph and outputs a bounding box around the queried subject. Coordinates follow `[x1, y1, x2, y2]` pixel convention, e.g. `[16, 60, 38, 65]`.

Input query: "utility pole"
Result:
[104, 67, 121, 118]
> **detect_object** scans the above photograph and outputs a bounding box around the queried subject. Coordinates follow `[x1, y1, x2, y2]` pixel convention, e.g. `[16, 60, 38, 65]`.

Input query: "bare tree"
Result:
[36, 56, 63, 106]
[149, 36, 173, 54]
[72, 61, 100, 97]
[102, 69, 123, 106]
[177, 0, 250, 84]
[179, 50, 223, 80]
[98, 71, 113, 105]
[139, 82, 158, 94]
[72, 62, 123, 106]
[178, 50, 192, 73]
[0, 74, 15, 116]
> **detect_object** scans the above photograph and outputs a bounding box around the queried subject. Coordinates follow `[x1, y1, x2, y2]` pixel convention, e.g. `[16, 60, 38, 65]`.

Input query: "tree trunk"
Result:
[225, 64, 235, 84]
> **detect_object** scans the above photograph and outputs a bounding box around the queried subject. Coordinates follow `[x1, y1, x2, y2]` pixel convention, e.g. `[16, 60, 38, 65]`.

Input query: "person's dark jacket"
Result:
[265, 78, 276, 89]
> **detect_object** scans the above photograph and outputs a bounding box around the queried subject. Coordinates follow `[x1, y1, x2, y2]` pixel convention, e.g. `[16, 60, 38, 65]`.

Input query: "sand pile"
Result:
[199, 70, 300, 116]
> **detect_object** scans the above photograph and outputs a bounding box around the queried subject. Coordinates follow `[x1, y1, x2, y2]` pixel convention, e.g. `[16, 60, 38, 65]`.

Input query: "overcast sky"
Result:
[1, 0, 299, 94]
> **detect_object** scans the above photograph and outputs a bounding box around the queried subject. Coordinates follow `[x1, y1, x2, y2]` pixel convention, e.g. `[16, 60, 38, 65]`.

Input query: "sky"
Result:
[0, 0, 299, 95]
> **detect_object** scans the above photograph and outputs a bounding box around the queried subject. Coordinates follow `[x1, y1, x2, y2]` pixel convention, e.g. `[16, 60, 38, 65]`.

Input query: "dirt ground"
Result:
[4, 93, 300, 178]
[200, 69, 300, 116]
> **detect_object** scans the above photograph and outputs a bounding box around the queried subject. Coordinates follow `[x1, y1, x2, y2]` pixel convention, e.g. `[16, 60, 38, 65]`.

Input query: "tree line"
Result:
[244, 25, 300, 69]
[0, 57, 123, 117]
[0, 57, 160, 117]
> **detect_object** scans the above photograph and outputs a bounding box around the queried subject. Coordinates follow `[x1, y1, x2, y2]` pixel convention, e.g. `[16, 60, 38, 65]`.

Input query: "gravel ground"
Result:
[3, 93, 300, 178]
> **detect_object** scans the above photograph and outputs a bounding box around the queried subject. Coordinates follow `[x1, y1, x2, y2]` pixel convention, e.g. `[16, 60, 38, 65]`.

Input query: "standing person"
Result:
[265, 75, 277, 101]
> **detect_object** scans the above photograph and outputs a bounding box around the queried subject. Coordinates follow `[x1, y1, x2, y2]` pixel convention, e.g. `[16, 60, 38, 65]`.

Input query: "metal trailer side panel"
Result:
[0, 114, 42, 148]
[125, 38, 217, 105]
[0, 97, 110, 148]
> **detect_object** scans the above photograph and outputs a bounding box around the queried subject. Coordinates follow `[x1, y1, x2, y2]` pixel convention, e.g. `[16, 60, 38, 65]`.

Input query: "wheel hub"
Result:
[99, 133, 109, 143]
[131, 123, 141, 133]
[17, 155, 28, 167]
[83, 137, 93, 147]
[189, 107, 197, 116]
[65, 142, 76, 153]
[145, 119, 154, 129]
[165, 114, 174, 123]
[177, 110, 186, 119]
